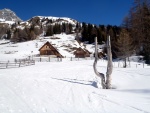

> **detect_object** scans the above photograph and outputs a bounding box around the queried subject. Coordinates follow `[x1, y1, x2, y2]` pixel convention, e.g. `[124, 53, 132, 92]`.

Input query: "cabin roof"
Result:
[39, 41, 56, 51]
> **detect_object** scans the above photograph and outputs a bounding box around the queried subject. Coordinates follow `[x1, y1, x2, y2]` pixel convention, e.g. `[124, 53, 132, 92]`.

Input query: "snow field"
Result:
[0, 60, 150, 113]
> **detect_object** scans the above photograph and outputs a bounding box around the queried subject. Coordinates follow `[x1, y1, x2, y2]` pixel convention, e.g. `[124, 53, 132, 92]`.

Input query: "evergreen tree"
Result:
[45, 25, 53, 36]
[6, 29, 11, 39]
[87, 23, 93, 43]
[68, 23, 73, 34]
[127, 0, 150, 64]
[115, 29, 135, 67]
[12, 28, 19, 42]
[81, 22, 88, 42]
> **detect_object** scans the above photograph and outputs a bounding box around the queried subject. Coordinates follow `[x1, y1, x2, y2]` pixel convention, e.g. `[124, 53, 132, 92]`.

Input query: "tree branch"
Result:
[93, 37, 106, 89]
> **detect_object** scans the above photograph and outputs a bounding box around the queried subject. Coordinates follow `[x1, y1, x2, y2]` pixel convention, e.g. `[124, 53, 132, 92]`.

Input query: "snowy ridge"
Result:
[37, 16, 77, 25]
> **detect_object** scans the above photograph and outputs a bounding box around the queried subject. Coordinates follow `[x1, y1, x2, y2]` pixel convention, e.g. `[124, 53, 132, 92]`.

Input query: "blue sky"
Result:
[1, 0, 134, 26]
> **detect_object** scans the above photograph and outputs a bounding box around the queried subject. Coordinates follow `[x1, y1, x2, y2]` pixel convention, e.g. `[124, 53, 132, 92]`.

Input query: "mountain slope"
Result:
[0, 34, 92, 60]
[0, 8, 80, 41]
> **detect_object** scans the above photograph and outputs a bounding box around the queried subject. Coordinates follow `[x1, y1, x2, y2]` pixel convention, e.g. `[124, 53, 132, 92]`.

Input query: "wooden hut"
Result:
[74, 47, 91, 58]
[93, 52, 106, 59]
[39, 41, 63, 58]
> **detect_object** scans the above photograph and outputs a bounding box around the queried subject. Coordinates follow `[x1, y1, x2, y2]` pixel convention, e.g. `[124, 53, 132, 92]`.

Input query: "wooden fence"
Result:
[32, 56, 94, 62]
[0, 59, 35, 69]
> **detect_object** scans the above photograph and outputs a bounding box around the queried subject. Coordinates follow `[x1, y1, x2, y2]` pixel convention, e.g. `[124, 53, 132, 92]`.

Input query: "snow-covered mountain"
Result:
[19, 15, 78, 31]
[0, 8, 22, 22]
[0, 8, 81, 41]
[0, 8, 78, 25]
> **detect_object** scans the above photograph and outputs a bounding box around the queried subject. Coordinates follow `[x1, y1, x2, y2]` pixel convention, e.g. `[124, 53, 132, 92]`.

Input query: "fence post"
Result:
[143, 62, 144, 68]
[6, 62, 8, 68]
[19, 61, 21, 67]
[136, 64, 137, 68]
[118, 62, 120, 68]
[14, 58, 17, 62]
[49, 57, 50, 62]
[40, 57, 41, 62]
[28, 60, 30, 65]
[113, 62, 115, 68]
[70, 57, 72, 61]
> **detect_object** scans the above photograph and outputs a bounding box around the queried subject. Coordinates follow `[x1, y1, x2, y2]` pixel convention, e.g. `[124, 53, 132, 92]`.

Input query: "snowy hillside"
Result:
[0, 34, 94, 61]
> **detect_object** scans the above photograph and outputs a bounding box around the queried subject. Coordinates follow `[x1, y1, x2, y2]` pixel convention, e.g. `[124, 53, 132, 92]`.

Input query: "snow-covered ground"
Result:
[0, 60, 150, 113]
[0, 34, 150, 113]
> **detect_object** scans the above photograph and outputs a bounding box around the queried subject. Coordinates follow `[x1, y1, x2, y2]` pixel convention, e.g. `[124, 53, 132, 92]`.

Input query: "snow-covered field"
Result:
[0, 34, 150, 113]
[0, 60, 150, 113]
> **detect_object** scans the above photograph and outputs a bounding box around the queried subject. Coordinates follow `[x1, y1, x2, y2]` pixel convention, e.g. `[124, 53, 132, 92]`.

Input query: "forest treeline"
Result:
[81, 0, 150, 64]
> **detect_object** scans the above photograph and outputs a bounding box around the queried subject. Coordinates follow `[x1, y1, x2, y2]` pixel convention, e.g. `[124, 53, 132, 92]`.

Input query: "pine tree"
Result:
[142, 1, 150, 64]
[127, 0, 150, 64]
[87, 23, 93, 43]
[6, 29, 11, 39]
[45, 25, 53, 36]
[81, 22, 88, 42]
[115, 29, 135, 67]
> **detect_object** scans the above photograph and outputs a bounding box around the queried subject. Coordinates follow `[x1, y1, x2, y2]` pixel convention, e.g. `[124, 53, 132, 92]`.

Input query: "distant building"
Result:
[74, 47, 91, 58]
[93, 52, 106, 59]
[39, 41, 63, 58]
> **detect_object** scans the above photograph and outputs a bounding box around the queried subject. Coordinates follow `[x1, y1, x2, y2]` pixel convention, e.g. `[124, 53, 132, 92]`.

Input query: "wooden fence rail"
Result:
[0, 60, 35, 69]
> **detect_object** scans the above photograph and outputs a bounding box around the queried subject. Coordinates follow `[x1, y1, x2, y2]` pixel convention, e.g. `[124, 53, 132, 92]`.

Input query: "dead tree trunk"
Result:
[93, 36, 106, 89]
[105, 35, 113, 89]
[93, 36, 113, 89]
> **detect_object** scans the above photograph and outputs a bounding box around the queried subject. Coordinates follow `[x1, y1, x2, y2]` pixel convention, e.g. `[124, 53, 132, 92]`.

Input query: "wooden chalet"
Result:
[74, 47, 91, 58]
[94, 52, 106, 59]
[39, 41, 63, 58]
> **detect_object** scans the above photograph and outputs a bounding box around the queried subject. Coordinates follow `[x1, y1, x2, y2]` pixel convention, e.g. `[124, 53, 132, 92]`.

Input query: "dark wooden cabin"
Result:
[39, 41, 63, 58]
[74, 47, 91, 58]
[94, 52, 106, 59]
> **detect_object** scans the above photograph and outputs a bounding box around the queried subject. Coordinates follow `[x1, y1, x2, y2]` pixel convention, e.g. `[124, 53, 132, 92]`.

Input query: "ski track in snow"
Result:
[0, 60, 150, 113]
[92, 92, 150, 113]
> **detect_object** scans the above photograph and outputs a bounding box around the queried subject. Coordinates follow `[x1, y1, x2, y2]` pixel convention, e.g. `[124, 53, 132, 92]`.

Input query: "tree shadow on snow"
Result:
[51, 77, 98, 88]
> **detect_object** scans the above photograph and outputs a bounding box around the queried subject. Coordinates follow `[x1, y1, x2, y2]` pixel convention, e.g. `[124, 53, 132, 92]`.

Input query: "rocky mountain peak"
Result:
[0, 8, 22, 22]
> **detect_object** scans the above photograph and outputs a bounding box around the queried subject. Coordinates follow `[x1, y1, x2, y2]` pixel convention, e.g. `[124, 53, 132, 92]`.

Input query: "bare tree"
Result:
[93, 36, 113, 89]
